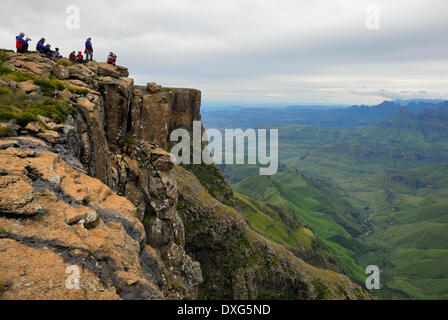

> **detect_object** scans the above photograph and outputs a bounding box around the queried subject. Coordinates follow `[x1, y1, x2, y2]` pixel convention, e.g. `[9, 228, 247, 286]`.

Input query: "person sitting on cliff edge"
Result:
[77, 51, 85, 63]
[107, 52, 117, 65]
[36, 38, 48, 55]
[54, 48, 62, 59]
[69, 51, 77, 63]
[16, 32, 31, 54]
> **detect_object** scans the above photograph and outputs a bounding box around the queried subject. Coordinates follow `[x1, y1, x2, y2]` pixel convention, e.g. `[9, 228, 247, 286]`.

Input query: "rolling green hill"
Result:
[234, 168, 368, 284]
[210, 105, 448, 299]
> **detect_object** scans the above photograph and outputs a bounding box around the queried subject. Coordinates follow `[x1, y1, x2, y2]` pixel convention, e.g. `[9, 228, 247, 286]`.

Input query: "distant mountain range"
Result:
[203, 100, 448, 130]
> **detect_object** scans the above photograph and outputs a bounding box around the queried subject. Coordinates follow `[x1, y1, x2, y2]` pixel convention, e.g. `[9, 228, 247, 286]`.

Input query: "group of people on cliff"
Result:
[15, 32, 117, 66]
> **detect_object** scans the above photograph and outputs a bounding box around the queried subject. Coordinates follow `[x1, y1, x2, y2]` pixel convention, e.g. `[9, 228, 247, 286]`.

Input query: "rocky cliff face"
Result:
[0, 51, 369, 300]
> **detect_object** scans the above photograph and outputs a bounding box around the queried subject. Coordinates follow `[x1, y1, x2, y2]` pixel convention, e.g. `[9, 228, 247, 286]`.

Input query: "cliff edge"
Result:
[0, 50, 370, 300]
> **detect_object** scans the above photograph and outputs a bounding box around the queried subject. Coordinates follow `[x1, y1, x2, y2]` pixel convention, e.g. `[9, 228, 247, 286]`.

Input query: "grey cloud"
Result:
[1, 0, 447, 105]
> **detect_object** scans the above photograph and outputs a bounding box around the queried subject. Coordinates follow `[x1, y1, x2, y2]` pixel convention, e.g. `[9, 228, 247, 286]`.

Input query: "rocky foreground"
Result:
[0, 51, 370, 300]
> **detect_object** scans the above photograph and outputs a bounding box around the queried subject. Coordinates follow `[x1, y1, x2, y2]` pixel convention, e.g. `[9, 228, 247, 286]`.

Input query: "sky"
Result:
[1, 0, 447, 106]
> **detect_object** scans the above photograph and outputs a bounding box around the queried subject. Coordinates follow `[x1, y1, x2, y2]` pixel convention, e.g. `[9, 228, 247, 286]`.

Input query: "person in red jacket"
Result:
[69, 51, 77, 63]
[76, 51, 84, 63]
[16, 32, 31, 54]
[107, 52, 117, 65]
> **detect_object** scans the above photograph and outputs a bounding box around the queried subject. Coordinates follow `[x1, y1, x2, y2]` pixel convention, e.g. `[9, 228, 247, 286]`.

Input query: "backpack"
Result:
[16, 39, 22, 50]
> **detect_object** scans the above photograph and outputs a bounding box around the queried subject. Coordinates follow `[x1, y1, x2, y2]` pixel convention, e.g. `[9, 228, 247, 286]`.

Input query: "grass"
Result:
[0, 49, 83, 127]
[56, 59, 75, 67]
[234, 168, 368, 284]
[0, 86, 72, 126]
[234, 192, 315, 251]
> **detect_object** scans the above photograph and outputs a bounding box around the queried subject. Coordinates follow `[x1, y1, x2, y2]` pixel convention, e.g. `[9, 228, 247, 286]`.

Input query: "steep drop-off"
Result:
[0, 51, 369, 300]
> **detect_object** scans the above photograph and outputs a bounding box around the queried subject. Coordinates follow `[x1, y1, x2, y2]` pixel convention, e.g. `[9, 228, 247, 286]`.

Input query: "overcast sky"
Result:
[1, 0, 447, 106]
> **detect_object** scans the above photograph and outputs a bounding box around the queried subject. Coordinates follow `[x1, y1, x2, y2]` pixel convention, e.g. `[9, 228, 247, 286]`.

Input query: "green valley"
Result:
[203, 101, 448, 299]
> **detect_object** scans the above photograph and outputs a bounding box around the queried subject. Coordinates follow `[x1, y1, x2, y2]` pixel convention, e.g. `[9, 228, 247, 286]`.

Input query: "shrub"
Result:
[0, 126, 14, 137]
[33, 78, 65, 97]
[0, 86, 72, 127]
[123, 133, 136, 147]
[57, 59, 75, 67]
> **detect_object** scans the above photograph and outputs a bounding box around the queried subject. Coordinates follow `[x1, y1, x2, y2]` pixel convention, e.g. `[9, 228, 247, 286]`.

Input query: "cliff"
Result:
[0, 50, 370, 300]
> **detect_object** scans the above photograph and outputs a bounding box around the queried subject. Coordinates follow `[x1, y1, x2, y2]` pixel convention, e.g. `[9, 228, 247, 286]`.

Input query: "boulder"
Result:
[98, 62, 121, 78]
[85, 60, 99, 74]
[67, 64, 95, 83]
[52, 65, 70, 80]
[146, 82, 162, 93]
[116, 65, 129, 77]
[38, 130, 60, 144]
[25, 122, 40, 133]
[64, 206, 98, 225]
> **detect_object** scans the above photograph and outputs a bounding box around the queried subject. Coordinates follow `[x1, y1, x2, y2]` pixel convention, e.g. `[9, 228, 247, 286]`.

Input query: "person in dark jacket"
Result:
[16, 32, 30, 54]
[85, 37, 93, 61]
[36, 38, 48, 55]
[54, 48, 62, 59]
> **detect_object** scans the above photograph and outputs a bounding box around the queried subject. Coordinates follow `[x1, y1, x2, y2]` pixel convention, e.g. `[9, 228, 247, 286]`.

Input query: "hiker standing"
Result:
[85, 37, 93, 61]
[16, 32, 31, 54]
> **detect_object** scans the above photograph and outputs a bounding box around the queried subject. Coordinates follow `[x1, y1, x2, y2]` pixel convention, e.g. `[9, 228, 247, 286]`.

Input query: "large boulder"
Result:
[98, 63, 129, 78]
[67, 64, 95, 83]
[52, 64, 70, 80]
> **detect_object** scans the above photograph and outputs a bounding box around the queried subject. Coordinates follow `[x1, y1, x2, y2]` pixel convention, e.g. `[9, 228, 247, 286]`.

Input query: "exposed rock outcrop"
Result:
[0, 51, 370, 300]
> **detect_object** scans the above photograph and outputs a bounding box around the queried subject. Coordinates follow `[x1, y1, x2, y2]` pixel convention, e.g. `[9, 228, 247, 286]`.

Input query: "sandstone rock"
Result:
[25, 122, 40, 133]
[18, 80, 41, 94]
[77, 97, 96, 113]
[98, 76, 134, 150]
[147, 82, 162, 93]
[0, 141, 165, 300]
[85, 61, 99, 74]
[0, 139, 18, 149]
[52, 65, 70, 80]
[67, 65, 95, 83]
[4, 52, 56, 77]
[64, 206, 98, 225]
[130, 91, 173, 150]
[0, 175, 47, 216]
[151, 147, 175, 172]
[38, 130, 60, 144]
[98, 62, 121, 78]
[117, 65, 129, 78]
[45, 121, 66, 132]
